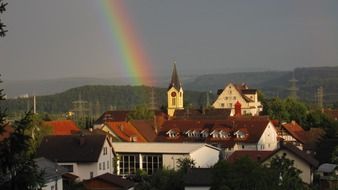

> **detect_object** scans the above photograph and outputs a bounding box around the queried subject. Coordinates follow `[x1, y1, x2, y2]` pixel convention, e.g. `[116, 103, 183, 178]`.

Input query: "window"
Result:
[242, 145, 245, 149]
[103, 147, 108, 155]
[103, 162, 105, 170]
[142, 154, 163, 175]
[221, 103, 225, 107]
[60, 164, 73, 172]
[119, 154, 139, 176]
[90, 172, 93, 179]
[233, 96, 236, 100]
[172, 97, 176, 106]
[107, 161, 109, 169]
[51, 185, 55, 190]
[99, 163, 101, 170]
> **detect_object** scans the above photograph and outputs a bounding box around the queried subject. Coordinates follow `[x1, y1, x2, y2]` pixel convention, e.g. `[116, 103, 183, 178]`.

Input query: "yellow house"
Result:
[212, 83, 263, 116]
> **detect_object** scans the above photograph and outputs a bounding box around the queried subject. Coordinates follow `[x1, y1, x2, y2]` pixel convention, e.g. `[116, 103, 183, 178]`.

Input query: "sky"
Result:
[0, 0, 337, 83]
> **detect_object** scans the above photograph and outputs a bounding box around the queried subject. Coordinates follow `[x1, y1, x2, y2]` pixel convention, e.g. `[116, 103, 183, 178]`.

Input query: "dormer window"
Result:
[186, 130, 200, 138]
[235, 130, 247, 139]
[210, 130, 219, 138]
[200, 130, 209, 138]
[219, 130, 230, 139]
[167, 129, 179, 138]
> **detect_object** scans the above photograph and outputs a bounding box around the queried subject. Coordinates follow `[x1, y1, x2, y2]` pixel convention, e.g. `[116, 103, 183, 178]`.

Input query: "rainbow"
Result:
[100, 0, 153, 86]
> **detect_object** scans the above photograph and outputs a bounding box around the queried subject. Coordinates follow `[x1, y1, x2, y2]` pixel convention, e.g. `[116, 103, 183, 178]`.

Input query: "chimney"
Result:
[234, 101, 241, 116]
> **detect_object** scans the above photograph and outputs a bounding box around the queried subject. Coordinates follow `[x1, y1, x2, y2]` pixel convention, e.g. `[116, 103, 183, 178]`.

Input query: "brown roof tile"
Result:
[37, 134, 107, 162]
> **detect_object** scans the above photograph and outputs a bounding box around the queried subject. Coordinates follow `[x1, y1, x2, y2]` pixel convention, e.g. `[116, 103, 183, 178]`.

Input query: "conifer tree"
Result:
[0, 6, 45, 187]
[0, 0, 7, 37]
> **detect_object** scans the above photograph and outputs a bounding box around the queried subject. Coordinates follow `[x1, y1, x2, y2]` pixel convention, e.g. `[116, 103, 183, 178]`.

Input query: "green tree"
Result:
[269, 154, 304, 190]
[127, 105, 154, 120]
[0, 78, 45, 189]
[284, 98, 308, 126]
[176, 157, 196, 174]
[331, 146, 338, 164]
[264, 97, 290, 122]
[0, 0, 7, 37]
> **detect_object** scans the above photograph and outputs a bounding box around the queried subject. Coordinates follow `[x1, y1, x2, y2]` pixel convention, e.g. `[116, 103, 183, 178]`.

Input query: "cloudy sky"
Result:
[1, 0, 337, 82]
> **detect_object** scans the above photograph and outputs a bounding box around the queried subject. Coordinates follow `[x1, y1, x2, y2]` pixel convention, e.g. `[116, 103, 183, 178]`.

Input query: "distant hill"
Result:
[2, 66, 338, 116]
[185, 66, 338, 104]
[2, 85, 213, 116]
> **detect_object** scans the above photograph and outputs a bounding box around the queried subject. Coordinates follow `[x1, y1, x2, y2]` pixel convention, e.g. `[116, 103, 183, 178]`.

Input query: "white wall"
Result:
[264, 150, 313, 184]
[97, 139, 113, 175]
[190, 146, 219, 168]
[258, 122, 278, 151]
[163, 154, 189, 170]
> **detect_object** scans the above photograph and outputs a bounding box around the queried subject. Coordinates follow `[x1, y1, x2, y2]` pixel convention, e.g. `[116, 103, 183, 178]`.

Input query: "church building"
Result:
[167, 63, 184, 117]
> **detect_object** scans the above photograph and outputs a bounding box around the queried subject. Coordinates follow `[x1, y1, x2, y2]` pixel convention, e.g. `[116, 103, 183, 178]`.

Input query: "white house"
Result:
[212, 83, 263, 116]
[37, 134, 114, 181]
[35, 157, 68, 190]
[111, 142, 220, 176]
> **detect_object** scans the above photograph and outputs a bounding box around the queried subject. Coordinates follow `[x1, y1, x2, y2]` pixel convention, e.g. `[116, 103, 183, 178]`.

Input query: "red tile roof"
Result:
[156, 116, 273, 147]
[130, 120, 157, 142]
[105, 122, 147, 142]
[281, 121, 306, 143]
[45, 120, 80, 135]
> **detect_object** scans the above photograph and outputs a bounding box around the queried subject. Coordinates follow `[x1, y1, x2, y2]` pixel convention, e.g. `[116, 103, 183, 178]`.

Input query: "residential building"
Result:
[94, 121, 147, 142]
[83, 173, 134, 190]
[156, 116, 278, 153]
[227, 142, 319, 184]
[37, 134, 114, 181]
[111, 142, 220, 176]
[212, 83, 262, 116]
[34, 157, 68, 190]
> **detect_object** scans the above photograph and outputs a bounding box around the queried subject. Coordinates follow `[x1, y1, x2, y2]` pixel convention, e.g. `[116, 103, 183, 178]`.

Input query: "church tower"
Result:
[167, 62, 184, 117]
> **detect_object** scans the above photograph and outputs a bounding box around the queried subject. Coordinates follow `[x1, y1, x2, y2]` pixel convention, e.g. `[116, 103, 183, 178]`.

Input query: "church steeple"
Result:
[167, 62, 184, 117]
[168, 62, 181, 90]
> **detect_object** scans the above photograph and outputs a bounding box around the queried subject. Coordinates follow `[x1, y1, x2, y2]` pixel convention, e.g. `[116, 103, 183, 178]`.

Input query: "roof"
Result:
[281, 121, 307, 144]
[317, 163, 337, 173]
[227, 150, 275, 163]
[130, 120, 157, 141]
[34, 157, 68, 182]
[184, 168, 212, 186]
[156, 116, 272, 146]
[84, 173, 134, 189]
[168, 63, 182, 90]
[95, 111, 130, 124]
[45, 120, 80, 135]
[173, 108, 231, 120]
[112, 142, 220, 154]
[37, 134, 107, 162]
[105, 121, 147, 142]
[263, 142, 319, 168]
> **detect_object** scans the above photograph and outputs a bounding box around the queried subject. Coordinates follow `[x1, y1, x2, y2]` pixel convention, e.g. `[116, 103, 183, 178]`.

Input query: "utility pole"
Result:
[288, 71, 298, 99]
[316, 86, 324, 110]
[72, 94, 89, 126]
[149, 87, 157, 110]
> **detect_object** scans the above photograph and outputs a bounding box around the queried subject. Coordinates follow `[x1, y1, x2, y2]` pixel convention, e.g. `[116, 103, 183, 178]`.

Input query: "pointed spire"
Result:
[168, 61, 182, 90]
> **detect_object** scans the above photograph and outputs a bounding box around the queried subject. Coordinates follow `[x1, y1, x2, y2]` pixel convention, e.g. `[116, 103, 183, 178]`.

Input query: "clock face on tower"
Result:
[171, 92, 177, 97]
